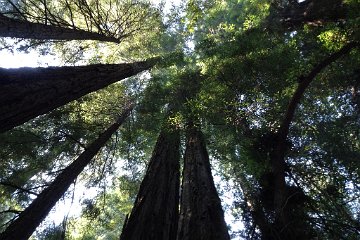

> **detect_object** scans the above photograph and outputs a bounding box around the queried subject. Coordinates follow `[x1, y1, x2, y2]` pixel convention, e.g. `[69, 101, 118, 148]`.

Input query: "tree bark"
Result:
[0, 58, 157, 133]
[0, 14, 120, 43]
[120, 124, 180, 240]
[0, 105, 133, 240]
[177, 124, 230, 240]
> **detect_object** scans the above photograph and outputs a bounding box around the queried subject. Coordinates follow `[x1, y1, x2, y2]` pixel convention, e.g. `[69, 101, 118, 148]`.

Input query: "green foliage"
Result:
[1, 0, 360, 239]
[35, 223, 65, 240]
[67, 180, 134, 240]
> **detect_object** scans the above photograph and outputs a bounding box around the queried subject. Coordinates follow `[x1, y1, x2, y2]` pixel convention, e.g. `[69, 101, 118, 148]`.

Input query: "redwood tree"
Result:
[266, 41, 359, 239]
[120, 121, 180, 240]
[0, 13, 119, 43]
[0, 104, 133, 240]
[0, 0, 159, 43]
[177, 123, 230, 240]
[0, 58, 158, 133]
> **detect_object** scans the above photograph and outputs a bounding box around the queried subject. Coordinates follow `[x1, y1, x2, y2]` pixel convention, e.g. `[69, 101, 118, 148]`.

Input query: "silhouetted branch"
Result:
[0, 181, 38, 196]
[0, 209, 22, 215]
[278, 41, 360, 142]
[58, 130, 87, 149]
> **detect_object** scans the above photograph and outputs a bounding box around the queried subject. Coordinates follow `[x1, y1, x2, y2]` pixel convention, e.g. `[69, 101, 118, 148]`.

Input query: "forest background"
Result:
[0, 0, 359, 239]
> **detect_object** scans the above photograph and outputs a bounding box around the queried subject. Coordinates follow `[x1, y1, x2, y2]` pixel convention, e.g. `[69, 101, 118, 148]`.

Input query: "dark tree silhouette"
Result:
[120, 123, 180, 240]
[177, 123, 230, 240]
[0, 58, 158, 133]
[0, 104, 133, 240]
[0, 13, 120, 42]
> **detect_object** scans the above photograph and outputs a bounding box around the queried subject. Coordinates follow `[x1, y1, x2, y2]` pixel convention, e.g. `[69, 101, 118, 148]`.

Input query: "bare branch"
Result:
[0, 209, 22, 215]
[58, 130, 87, 149]
[0, 181, 38, 196]
[4, 0, 26, 20]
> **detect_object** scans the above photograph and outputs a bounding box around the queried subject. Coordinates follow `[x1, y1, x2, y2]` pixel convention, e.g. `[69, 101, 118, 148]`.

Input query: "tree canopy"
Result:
[0, 0, 359, 239]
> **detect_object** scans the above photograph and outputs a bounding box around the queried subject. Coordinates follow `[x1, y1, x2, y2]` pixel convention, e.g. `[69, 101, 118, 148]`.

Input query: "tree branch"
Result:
[0, 209, 22, 215]
[278, 41, 360, 142]
[58, 130, 87, 149]
[0, 181, 38, 196]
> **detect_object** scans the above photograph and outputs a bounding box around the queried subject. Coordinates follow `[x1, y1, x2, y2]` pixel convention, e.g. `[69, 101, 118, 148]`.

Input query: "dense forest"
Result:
[0, 0, 359, 239]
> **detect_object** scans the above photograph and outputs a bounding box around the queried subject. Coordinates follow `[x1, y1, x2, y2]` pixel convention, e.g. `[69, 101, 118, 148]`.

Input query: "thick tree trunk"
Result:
[120, 125, 180, 240]
[0, 105, 133, 240]
[270, 142, 291, 239]
[177, 124, 230, 240]
[0, 14, 119, 43]
[0, 58, 157, 133]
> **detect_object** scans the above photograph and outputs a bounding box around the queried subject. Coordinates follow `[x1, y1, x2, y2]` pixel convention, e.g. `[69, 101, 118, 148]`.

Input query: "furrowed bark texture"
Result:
[0, 59, 156, 133]
[120, 127, 180, 240]
[0, 105, 132, 240]
[0, 14, 119, 43]
[177, 125, 230, 240]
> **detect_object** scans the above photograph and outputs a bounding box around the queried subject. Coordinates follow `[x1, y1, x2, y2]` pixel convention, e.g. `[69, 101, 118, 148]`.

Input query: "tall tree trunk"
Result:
[267, 40, 359, 240]
[270, 141, 292, 239]
[0, 14, 120, 43]
[235, 173, 273, 239]
[177, 124, 230, 240]
[0, 58, 157, 133]
[120, 124, 180, 240]
[0, 105, 133, 240]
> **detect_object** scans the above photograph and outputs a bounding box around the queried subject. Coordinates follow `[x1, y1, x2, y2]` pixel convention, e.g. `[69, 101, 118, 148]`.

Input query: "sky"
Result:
[0, 49, 61, 68]
[0, 38, 61, 68]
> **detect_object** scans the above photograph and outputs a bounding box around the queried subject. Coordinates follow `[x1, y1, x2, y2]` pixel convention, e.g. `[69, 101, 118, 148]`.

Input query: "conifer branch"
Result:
[278, 41, 360, 142]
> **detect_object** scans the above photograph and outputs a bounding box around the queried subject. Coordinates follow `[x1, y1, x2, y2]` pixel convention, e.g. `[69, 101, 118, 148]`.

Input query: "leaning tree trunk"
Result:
[177, 124, 230, 240]
[0, 105, 133, 240]
[0, 14, 120, 43]
[267, 41, 360, 240]
[120, 124, 180, 240]
[0, 58, 157, 133]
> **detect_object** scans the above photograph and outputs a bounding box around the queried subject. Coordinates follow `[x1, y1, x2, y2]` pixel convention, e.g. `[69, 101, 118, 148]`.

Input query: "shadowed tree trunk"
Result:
[270, 0, 346, 28]
[236, 173, 274, 239]
[0, 13, 120, 43]
[120, 122, 180, 240]
[177, 123, 230, 240]
[236, 42, 360, 240]
[266, 42, 359, 239]
[0, 58, 158, 133]
[0, 104, 133, 240]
